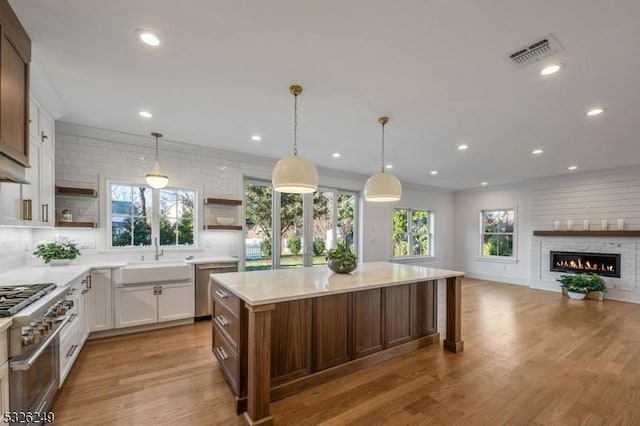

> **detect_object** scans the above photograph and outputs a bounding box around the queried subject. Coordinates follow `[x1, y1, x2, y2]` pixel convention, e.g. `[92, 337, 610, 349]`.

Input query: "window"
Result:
[109, 183, 196, 248]
[392, 208, 433, 258]
[481, 209, 515, 258]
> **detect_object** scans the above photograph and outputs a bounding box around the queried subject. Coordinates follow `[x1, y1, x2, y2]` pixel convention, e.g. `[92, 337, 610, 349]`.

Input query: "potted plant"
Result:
[326, 241, 357, 274]
[33, 236, 81, 265]
[557, 273, 606, 301]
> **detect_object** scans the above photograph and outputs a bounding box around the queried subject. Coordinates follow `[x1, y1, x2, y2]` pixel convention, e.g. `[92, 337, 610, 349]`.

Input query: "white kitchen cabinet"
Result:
[0, 94, 54, 227]
[89, 269, 113, 332]
[79, 275, 90, 344]
[157, 282, 195, 322]
[115, 285, 158, 328]
[115, 282, 194, 328]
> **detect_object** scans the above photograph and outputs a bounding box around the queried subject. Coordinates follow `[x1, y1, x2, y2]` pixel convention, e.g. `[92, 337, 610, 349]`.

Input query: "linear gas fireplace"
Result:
[550, 251, 621, 278]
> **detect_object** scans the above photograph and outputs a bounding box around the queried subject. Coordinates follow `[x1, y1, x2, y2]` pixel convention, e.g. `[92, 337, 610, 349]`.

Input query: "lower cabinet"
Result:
[115, 282, 194, 328]
[89, 269, 113, 332]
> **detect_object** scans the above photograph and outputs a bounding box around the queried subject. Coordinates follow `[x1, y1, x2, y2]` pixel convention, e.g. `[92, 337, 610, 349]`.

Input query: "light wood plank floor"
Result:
[53, 279, 640, 425]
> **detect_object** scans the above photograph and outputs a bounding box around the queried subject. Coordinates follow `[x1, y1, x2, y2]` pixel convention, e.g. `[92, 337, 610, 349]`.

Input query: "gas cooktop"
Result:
[0, 283, 58, 317]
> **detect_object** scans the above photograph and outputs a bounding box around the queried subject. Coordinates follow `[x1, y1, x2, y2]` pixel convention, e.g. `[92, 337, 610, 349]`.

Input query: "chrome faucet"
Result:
[154, 237, 164, 261]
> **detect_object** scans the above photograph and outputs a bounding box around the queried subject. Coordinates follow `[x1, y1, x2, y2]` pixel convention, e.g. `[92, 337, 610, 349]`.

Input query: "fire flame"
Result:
[555, 258, 615, 272]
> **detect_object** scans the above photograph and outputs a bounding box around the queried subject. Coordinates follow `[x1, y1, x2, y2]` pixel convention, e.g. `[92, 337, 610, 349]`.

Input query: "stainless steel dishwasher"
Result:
[195, 262, 238, 320]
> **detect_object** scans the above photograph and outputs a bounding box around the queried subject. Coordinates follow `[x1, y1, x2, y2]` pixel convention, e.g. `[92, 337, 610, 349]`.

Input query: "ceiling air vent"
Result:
[508, 34, 564, 68]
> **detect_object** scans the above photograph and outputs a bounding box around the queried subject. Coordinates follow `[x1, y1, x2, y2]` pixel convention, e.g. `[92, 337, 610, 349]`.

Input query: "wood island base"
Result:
[211, 263, 464, 425]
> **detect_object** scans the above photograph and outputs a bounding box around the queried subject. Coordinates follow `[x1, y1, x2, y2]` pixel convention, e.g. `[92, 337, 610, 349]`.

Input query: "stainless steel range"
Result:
[2, 283, 74, 419]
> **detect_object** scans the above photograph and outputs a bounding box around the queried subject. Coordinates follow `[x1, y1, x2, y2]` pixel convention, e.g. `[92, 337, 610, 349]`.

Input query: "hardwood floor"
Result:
[53, 279, 640, 425]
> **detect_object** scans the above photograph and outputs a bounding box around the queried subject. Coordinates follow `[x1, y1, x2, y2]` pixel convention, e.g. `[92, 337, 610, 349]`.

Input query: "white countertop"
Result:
[185, 256, 238, 265]
[211, 262, 464, 306]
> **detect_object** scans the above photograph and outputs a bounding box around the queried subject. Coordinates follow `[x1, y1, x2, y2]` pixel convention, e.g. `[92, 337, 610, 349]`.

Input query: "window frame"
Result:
[478, 207, 517, 262]
[107, 180, 198, 250]
[391, 208, 435, 260]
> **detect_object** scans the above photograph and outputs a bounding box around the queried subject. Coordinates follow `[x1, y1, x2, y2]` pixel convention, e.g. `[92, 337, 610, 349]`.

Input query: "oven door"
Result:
[9, 315, 71, 418]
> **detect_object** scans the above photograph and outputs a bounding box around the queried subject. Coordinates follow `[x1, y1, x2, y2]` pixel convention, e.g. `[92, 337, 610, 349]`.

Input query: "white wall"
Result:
[43, 122, 454, 267]
[454, 183, 532, 285]
[0, 227, 35, 271]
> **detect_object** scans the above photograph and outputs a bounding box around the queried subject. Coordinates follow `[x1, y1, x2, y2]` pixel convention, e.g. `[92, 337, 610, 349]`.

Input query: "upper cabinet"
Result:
[0, 0, 31, 172]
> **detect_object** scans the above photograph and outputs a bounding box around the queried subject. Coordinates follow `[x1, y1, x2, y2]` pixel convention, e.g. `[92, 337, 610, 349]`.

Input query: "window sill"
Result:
[475, 256, 519, 264]
[391, 256, 436, 263]
[101, 247, 203, 254]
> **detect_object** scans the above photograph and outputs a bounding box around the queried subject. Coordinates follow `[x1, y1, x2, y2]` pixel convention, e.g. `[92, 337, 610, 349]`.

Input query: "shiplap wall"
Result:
[532, 166, 640, 231]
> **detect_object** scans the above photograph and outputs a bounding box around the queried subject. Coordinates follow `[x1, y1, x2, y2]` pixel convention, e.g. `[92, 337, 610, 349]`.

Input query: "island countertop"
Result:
[211, 261, 464, 306]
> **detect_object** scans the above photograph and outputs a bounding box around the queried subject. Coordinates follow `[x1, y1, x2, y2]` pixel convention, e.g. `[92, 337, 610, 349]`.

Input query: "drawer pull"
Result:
[215, 347, 229, 360]
[215, 289, 228, 299]
[215, 315, 229, 326]
[66, 344, 78, 358]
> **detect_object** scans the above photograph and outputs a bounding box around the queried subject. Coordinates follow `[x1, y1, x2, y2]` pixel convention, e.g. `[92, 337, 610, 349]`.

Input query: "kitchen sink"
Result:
[116, 260, 193, 285]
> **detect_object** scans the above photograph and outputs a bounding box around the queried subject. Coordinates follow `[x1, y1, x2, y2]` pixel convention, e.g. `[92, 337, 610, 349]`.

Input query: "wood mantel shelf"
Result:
[533, 230, 640, 237]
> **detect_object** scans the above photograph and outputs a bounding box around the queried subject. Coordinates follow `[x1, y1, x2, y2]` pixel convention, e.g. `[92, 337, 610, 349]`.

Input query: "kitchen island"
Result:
[211, 262, 464, 425]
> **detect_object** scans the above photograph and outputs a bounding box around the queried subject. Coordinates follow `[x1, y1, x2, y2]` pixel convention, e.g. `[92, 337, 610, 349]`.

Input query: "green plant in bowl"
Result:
[33, 236, 81, 264]
[326, 242, 357, 274]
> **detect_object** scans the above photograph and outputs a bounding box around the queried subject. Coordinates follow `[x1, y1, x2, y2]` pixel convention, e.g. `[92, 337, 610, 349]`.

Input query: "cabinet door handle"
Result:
[153, 287, 158, 295]
[66, 344, 78, 358]
[158, 286, 162, 295]
[22, 199, 32, 221]
[41, 131, 48, 142]
[215, 347, 229, 360]
[215, 289, 228, 299]
[87, 275, 92, 289]
[215, 315, 229, 326]
[42, 204, 49, 222]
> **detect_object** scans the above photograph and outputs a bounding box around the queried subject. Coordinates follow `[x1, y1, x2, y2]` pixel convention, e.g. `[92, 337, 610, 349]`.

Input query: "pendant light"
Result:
[145, 132, 169, 189]
[364, 117, 402, 202]
[272, 85, 319, 193]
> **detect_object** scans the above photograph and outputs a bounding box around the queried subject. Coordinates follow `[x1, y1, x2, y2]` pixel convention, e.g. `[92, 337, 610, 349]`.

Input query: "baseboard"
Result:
[88, 318, 194, 339]
[465, 272, 530, 286]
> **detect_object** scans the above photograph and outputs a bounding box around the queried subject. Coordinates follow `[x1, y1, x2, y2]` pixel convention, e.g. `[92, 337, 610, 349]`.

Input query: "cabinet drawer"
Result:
[59, 319, 81, 386]
[213, 302, 239, 350]
[212, 281, 241, 317]
[212, 326, 240, 396]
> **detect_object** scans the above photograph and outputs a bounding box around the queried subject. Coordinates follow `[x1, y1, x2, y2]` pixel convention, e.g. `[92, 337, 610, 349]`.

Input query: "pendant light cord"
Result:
[154, 135, 159, 161]
[380, 121, 385, 173]
[293, 93, 298, 156]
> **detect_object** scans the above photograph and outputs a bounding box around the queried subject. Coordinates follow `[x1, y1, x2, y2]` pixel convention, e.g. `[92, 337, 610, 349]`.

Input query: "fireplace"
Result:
[550, 251, 621, 278]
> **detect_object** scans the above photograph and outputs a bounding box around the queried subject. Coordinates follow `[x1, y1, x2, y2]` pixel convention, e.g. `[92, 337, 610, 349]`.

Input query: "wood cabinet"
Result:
[115, 282, 194, 328]
[89, 269, 113, 332]
[213, 279, 441, 414]
[0, 0, 30, 169]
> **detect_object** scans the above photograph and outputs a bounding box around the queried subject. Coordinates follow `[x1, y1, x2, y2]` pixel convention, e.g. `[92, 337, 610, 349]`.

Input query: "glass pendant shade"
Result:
[146, 161, 169, 189]
[272, 155, 318, 193]
[364, 171, 402, 202]
[146, 132, 169, 189]
[272, 85, 318, 193]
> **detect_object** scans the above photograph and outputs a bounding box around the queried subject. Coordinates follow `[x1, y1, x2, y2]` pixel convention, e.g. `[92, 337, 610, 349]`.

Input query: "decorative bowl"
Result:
[567, 291, 586, 300]
[328, 259, 357, 274]
[216, 217, 235, 226]
[48, 259, 73, 266]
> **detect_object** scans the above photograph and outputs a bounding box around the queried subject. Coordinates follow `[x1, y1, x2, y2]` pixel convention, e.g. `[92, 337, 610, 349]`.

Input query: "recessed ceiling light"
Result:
[458, 144, 468, 151]
[586, 107, 605, 116]
[568, 165, 578, 171]
[430, 170, 438, 175]
[139, 110, 152, 118]
[332, 153, 341, 158]
[540, 64, 561, 76]
[532, 149, 543, 155]
[251, 135, 261, 142]
[481, 182, 488, 186]
[136, 30, 160, 47]
[385, 164, 393, 169]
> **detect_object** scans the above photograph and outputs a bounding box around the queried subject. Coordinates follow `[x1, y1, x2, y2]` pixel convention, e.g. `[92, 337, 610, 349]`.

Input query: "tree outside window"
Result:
[393, 208, 433, 258]
[481, 209, 515, 257]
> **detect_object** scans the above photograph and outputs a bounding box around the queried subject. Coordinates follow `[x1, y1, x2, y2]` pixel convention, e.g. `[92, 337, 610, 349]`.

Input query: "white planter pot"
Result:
[567, 291, 586, 300]
[48, 259, 73, 266]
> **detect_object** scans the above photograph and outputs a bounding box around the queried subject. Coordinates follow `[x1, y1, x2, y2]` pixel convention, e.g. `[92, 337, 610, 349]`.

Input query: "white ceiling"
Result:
[9, 0, 640, 189]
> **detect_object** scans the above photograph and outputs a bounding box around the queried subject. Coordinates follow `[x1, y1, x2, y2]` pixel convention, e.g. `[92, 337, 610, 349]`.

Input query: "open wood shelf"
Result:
[55, 185, 98, 197]
[204, 198, 242, 206]
[56, 221, 98, 228]
[204, 225, 243, 231]
[533, 230, 640, 237]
